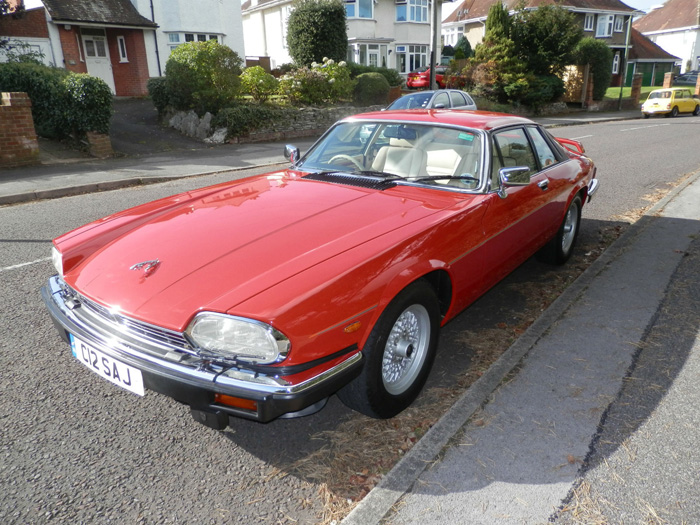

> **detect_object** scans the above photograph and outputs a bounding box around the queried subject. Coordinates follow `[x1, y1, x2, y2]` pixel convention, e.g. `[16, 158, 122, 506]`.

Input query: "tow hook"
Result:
[190, 408, 229, 430]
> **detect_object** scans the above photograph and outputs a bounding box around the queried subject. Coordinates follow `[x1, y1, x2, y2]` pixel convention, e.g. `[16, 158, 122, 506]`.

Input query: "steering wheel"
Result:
[329, 154, 364, 171]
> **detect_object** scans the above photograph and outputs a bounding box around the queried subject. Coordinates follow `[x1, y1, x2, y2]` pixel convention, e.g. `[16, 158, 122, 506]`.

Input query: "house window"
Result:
[612, 52, 620, 74]
[168, 32, 222, 52]
[197, 34, 207, 42]
[396, 0, 429, 23]
[209, 35, 218, 42]
[395, 44, 428, 74]
[614, 15, 624, 32]
[596, 15, 614, 38]
[346, 0, 372, 19]
[117, 36, 128, 62]
[584, 14, 594, 31]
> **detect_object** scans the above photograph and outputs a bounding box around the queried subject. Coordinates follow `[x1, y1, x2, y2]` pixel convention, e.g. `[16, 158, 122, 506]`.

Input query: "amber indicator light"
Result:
[215, 393, 258, 412]
[344, 321, 362, 333]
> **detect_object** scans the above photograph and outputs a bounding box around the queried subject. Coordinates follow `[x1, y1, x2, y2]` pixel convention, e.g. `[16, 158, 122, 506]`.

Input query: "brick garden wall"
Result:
[0, 92, 39, 168]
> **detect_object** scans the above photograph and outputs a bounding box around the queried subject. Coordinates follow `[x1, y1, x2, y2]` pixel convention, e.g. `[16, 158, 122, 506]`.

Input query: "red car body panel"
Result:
[46, 109, 596, 422]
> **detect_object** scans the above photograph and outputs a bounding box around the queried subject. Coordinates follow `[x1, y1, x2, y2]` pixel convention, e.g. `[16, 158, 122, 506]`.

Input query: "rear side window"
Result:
[492, 128, 538, 177]
[526, 127, 558, 169]
[432, 92, 450, 108]
[450, 91, 467, 107]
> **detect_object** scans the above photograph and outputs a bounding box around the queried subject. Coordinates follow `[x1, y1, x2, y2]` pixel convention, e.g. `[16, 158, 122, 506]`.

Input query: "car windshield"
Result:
[296, 121, 483, 189]
[387, 93, 433, 110]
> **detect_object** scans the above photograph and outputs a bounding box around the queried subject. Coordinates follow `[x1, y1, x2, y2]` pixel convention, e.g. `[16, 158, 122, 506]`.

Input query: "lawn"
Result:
[604, 85, 656, 101]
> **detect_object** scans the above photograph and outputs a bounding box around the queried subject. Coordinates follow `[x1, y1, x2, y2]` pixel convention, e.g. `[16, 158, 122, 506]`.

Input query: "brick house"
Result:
[1, 0, 245, 97]
[441, 0, 644, 87]
[634, 0, 700, 74]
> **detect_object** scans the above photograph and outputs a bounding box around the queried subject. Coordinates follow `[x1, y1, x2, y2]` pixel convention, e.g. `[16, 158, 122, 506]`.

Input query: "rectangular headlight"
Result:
[185, 312, 290, 365]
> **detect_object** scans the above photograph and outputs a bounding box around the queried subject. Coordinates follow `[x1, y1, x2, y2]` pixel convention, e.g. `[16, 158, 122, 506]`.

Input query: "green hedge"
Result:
[353, 72, 390, 106]
[347, 63, 403, 87]
[0, 62, 112, 137]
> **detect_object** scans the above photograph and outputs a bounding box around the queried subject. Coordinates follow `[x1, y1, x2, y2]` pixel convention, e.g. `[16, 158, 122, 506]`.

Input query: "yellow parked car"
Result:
[641, 87, 700, 118]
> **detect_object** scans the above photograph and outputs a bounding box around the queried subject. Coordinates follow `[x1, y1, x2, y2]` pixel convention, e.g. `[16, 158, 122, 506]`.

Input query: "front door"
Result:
[81, 31, 116, 94]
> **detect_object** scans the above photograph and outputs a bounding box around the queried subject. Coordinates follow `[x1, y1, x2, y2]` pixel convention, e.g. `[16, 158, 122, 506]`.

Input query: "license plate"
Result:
[70, 334, 145, 396]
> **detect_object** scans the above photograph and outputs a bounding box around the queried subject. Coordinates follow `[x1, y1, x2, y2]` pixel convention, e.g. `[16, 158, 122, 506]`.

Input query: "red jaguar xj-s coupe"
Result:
[43, 110, 598, 429]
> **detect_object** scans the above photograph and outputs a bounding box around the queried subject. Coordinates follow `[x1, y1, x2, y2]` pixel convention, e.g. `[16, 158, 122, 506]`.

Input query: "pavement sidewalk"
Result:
[0, 109, 641, 207]
[342, 169, 700, 524]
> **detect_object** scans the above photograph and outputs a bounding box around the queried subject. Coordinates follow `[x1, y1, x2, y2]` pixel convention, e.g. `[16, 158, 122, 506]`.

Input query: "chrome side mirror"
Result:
[497, 166, 531, 199]
[284, 145, 300, 165]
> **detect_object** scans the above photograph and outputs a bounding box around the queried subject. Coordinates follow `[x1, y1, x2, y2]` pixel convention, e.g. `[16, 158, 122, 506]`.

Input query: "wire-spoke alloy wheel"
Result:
[381, 304, 431, 396]
[560, 199, 580, 257]
[537, 195, 582, 265]
[337, 280, 440, 419]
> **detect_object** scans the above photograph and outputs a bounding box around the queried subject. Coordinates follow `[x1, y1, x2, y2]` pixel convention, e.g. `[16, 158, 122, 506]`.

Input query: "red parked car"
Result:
[43, 110, 598, 429]
[407, 65, 448, 89]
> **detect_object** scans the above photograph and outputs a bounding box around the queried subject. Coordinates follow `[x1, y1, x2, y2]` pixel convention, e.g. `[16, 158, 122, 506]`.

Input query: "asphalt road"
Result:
[1, 116, 699, 524]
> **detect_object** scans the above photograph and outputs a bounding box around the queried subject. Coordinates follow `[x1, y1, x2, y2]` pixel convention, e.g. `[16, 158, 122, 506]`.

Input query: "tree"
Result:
[286, 0, 347, 66]
[454, 36, 473, 59]
[1, 0, 25, 51]
[511, 5, 583, 76]
[575, 37, 613, 101]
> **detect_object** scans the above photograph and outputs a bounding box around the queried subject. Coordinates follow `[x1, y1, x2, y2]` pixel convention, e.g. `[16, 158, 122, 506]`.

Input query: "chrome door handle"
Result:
[538, 179, 549, 191]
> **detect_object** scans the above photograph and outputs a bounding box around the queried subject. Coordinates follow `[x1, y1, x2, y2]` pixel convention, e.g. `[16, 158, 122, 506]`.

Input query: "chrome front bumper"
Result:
[42, 276, 362, 422]
[587, 178, 600, 202]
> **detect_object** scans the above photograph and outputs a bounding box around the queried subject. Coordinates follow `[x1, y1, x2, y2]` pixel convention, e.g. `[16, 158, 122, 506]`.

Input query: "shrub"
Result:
[279, 58, 352, 105]
[347, 62, 404, 87]
[164, 41, 243, 114]
[286, 0, 347, 66]
[147, 76, 170, 113]
[213, 103, 297, 138]
[521, 75, 565, 110]
[0, 61, 68, 137]
[353, 72, 390, 106]
[0, 62, 113, 137]
[62, 73, 113, 134]
[241, 66, 279, 102]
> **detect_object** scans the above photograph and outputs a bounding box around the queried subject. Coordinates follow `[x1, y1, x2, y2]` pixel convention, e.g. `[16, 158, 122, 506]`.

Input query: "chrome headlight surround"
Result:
[185, 312, 290, 365]
[51, 245, 63, 277]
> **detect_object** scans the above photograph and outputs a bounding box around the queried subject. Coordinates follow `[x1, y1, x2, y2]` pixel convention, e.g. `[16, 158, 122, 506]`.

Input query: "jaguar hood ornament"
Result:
[130, 259, 160, 276]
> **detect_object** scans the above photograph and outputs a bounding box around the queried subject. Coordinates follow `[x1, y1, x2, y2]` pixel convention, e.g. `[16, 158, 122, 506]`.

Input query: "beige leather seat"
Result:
[371, 138, 427, 178]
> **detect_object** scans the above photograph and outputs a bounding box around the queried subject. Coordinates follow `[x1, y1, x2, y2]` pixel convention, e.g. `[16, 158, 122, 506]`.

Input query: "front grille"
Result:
[303, 172, 397, 190]
[62, 282, 191, 357]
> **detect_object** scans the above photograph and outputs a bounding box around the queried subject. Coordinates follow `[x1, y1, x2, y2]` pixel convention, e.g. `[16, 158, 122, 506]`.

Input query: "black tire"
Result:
[337, 280, 440, 419]
[671, 106, 679, 117]
[693, 104, 700, 116]
[643, 113, 650, 119]
[537, 195, 582, 265]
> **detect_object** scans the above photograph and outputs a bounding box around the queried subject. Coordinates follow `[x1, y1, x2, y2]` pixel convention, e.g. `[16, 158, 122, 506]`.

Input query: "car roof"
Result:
[652, 87, 691, 92]
[343, 109, 533, 131]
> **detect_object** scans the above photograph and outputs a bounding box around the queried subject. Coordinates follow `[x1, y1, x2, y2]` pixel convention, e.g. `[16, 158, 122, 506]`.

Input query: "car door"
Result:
[477, 126, 570, 285]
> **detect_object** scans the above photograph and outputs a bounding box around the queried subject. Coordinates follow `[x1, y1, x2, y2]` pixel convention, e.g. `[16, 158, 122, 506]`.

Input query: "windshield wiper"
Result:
[313, 169, 403, 180]
[410, 175, 481, 184]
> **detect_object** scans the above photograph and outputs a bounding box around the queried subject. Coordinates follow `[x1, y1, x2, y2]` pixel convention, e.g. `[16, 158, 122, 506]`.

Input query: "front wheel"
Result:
[693, 104, 700, 116]
[337, 280, 440, 419]
[537, 195, 582, 265]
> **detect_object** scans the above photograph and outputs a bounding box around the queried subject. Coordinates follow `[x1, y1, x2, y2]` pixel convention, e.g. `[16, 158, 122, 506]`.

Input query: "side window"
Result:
[432, 92, 450, 108]
[492, 128, 537, 178]
[450, 91, 467, 107]
[526, 126, 558, 169]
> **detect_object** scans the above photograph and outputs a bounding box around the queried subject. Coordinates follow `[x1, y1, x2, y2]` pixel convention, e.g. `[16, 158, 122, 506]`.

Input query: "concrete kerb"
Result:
[0, 161, 288, 207]
[341, 167, 700, 524]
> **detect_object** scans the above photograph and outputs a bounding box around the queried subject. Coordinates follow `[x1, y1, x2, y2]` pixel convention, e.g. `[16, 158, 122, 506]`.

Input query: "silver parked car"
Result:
[386, 89, 477, 111]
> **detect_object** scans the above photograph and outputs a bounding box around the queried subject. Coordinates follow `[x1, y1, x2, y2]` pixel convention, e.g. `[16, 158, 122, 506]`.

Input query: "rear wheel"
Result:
[337, 280, 440, 419]
[693, 104, 700, 116]
[670, 106, 679, 117]
[537, 195, 582, 265]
